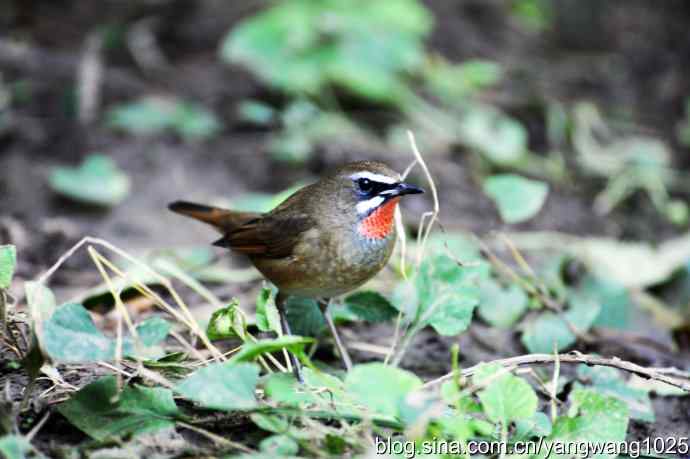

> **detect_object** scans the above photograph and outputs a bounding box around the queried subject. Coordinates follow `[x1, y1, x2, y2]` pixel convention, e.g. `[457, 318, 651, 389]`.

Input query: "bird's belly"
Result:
[251, 229, 396, 298]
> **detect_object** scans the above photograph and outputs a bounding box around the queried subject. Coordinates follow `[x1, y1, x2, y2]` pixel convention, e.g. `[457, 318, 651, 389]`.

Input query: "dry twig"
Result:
[422, 351, 690, 392]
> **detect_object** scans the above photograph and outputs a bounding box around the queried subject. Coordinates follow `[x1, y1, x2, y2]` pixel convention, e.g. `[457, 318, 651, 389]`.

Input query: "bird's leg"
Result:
[319, 298, 353, 372]
[276, 292, 304, 383]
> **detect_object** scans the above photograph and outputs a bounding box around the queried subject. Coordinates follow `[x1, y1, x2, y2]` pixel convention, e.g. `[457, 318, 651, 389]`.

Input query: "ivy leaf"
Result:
[42, 303, 169, 362]
[483, 174, 548, 224]
[521, 295, 599, 353]
[475, 363, 538, 426]
[263, 372, 316, 407]
[255, 288, 281, 333]
[514, 411, 552, 439]
[577, 365, 654, 422]
[259, 434, 299, 456]
[0, 245, 17, 290]
[57, 376, 179, 441]
[521, 312, 573, 354]
[398, 254, 480, 336]
[478, 279, 528, 328]
[344, 363, 422, 417]
[579, 275, 632, 330]
[175, 362, 259, 411]
[339, 291, 398, 323]
[425, 288, 478, 336]
[536, 387, 629, 459]
[229, 336, 314, 364]
[49, 154, 130, 206]
[285, 297, 326, 337]
[250, 413, 289, 433]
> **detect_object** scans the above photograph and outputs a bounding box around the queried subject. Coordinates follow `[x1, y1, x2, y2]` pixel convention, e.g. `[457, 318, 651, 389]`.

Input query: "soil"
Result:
[2, 0, 690, 456]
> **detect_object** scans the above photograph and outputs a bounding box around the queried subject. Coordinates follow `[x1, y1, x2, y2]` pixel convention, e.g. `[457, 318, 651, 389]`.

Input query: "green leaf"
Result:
[135, 316, 171, 347]
[514, 411, 552, 439]
[478, 279, 528, 328]
[564, 294, 601, 334]
[521, 312, 573, 354]
[483, 174, 549, 224]
[207, 299, 248, 340]
[0, 245, 16, 290]
[460, 107, 528, 164]
[521, 294, 599, 353]
[401, 254, 480, 336]
[285, 297, 326, 337]
[230, 336, 314, 364]
[425, 58, 502, 100]
[339, 291, 398, 323]
[175, 362, 259, 411]
[441, 380, 481, 413]
[579, 275, 631, 329]
[49, 154, 130, 206]
[107, 97, 219, 141]
[259, 434, 299, 456]
[42, 303, 169, 362]
[576, 365, 654, 422]
[255, 288, 281, 333]
[107, 97, 178, 135]
[536, 387, 629, 459]
[263, 372, 315, 407]
[175, 102, 221, 141]
[475, 364, 538, 426]
[0, 435, 39, 459]
[426, 288, 478, 336]
[57, 376, 179, 441]
[250, 413, 289, 433]
[344, 363, 421, 417]
[221, 0, 432, 103]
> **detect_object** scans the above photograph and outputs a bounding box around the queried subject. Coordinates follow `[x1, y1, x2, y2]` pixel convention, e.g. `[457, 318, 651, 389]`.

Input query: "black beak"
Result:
[390, 182, 424, 197]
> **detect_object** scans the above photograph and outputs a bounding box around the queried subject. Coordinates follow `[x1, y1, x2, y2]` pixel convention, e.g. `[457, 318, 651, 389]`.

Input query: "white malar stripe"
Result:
[349, 171, 397, 184]
[356, 196, 385, 215]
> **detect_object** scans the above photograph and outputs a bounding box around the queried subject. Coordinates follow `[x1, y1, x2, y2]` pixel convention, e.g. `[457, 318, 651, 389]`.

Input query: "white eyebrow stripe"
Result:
[355, 196, 385, 215]
[349, 171, 397, 184]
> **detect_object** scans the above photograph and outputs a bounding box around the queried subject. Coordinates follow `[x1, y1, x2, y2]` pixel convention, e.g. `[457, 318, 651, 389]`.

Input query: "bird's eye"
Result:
[357, 178, 373, 193]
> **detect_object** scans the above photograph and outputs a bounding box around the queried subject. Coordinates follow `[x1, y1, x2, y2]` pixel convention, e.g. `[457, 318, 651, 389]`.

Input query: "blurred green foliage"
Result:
[573, 102, 688, 225]
[0, 245, 16, 290]
[510, 0, 553, 31]
[222, 0, 431, 103]
[107, 96, 220, 141]
[483, 174, 549, 224]
[49, 154, 130, 206]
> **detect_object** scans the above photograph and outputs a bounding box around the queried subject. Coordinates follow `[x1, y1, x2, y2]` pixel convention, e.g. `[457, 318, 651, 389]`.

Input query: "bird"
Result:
[168, 161, 423, 380]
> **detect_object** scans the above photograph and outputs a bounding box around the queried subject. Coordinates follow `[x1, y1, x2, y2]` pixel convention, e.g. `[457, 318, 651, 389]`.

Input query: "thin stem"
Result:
[422, 351, 690, 392]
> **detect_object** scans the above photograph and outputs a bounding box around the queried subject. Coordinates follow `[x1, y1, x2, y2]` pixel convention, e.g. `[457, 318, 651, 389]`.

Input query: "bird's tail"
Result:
[168, 200, 258, 233]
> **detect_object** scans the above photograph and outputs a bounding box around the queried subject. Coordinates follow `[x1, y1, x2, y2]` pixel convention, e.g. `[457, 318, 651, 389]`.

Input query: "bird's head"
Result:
[328, 161, 424, 239]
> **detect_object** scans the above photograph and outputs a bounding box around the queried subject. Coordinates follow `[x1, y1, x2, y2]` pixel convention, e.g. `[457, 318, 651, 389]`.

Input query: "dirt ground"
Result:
[2, 0, 690, 455]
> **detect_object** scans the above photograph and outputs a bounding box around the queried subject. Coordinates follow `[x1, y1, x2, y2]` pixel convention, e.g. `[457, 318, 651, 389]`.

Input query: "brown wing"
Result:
[217, 212, 314, 258]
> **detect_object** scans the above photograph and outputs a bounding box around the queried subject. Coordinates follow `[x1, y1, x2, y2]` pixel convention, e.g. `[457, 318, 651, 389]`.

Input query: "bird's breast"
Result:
[251, 222, 396, 298]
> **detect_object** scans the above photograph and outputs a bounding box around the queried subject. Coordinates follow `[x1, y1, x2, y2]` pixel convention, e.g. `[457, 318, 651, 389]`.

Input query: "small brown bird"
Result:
[169, 161, 423, 378]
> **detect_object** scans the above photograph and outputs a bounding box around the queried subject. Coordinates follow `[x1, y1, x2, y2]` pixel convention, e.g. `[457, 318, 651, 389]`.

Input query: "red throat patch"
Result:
[358, 198, 400, 239]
